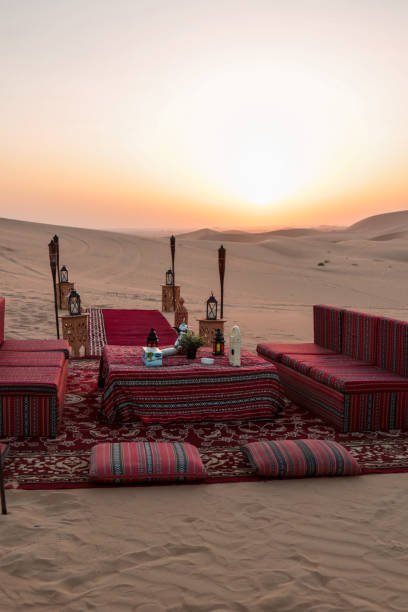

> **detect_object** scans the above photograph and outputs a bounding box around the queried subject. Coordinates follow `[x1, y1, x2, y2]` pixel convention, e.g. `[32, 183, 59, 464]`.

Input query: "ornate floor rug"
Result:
[3, 359, 408, 489]
[87, 308, 176, 357]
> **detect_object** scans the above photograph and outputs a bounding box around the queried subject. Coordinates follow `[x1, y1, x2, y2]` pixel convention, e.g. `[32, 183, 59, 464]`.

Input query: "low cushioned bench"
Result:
[0, 297, 69, 437]
[257, 305, 408, 433]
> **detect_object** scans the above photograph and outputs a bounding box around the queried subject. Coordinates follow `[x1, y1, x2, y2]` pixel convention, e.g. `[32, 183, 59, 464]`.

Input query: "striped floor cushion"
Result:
[242, 440, 361, 478]
[256, 342, 336, 363]
[89, 442, 207, 483]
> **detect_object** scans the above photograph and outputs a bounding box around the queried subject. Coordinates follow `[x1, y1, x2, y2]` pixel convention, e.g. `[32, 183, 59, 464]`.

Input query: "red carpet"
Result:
[2, 360, 408, 489]
[102, 308, 177, 346]
[88, 308, 177, 356]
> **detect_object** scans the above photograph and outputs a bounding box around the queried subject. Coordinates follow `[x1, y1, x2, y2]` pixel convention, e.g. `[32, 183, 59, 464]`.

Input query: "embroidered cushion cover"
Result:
[90, 441, 207, 483]
[242, 439, 361, 477]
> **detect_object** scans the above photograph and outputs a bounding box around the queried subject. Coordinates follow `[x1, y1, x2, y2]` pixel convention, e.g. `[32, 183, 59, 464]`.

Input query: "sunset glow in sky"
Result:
[1, 0, 407, 230]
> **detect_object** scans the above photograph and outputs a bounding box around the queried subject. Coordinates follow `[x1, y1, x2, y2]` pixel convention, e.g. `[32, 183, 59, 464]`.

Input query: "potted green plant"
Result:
[178, 331, 205, 359]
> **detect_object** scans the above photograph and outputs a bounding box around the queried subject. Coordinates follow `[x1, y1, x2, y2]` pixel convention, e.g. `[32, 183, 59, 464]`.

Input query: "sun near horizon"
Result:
[1, 0, 407, 231]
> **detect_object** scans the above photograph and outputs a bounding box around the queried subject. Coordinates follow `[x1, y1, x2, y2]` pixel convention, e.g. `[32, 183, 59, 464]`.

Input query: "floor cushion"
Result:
[89, 441, 207, 483]
[242, 439, 361, 477]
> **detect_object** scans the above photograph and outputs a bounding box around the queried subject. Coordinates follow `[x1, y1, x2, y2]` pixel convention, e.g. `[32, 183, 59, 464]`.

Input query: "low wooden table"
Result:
[100, 346, 285, 425]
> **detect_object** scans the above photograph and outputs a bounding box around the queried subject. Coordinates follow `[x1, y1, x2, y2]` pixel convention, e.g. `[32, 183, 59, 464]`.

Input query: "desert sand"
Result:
[1, 212, 408, 611]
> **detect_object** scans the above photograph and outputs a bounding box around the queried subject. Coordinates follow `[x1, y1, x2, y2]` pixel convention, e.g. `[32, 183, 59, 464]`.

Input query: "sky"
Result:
[1, 0, 407, 231]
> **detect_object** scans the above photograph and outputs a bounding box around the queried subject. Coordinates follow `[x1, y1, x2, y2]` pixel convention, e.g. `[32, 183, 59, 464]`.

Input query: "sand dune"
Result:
[178, 227, 322, 242]
[348, 209, 408, 235]
[2, 214, 408, 610]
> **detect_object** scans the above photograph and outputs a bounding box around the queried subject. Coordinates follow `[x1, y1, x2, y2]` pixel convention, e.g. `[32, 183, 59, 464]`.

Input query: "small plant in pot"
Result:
[178, 331, 205, 359]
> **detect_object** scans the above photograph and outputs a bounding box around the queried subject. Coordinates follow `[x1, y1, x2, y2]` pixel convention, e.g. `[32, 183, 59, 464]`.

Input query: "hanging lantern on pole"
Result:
[166, 269, 174, 286]
[60, 265, 69, 283]
[68, 289, 81, 316]
[206, 292, 218, 320]
[212, 328, 225, 356]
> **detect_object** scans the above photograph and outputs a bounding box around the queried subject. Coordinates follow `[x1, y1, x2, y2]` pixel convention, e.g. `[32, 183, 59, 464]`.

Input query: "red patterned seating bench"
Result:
[0, 297, 69, 437]
[257, 305, 408, 433]
[100, 346, 285, 425]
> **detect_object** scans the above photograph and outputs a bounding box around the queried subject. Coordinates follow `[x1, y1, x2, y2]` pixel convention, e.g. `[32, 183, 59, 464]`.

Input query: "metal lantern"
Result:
[166, 269, 174, 286]
[60, 265, 69, 282]
[212, 328, 225, 356]
[68, 289, 81, 316]
[146, 328, 159, 347]
[206, 292, 218, 320]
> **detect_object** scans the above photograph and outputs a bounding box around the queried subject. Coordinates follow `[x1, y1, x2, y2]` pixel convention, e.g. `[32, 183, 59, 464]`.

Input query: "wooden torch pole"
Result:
[53, 234, 61, 307]
[170, 234, 176, 311]
[48, 239, 60, 338]
[218, 244, 226, 319]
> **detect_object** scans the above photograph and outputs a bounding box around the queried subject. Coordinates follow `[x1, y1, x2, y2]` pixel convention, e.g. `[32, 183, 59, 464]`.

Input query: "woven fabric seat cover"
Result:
[0, 351, 65, 368]
[377, 317, 408, 377]
[243, 439, 361, 478]
[281, 353, 369, 376]
[309, 363, 408, 393]
[0, 366, 63, 388]
[0, 339, 70, 359]
[256, 342, 336, 363]
[90, 442, 207, 483]
[342, 310, 382, 363]
[313, 305, 343, 352]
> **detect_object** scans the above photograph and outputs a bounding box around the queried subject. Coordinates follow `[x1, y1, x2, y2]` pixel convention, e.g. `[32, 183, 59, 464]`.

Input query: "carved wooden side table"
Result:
[57, 281, 74, 309]
[61, 313, 89, 357]
[197, 319, 226, 347]
[161, 285, 180, 312]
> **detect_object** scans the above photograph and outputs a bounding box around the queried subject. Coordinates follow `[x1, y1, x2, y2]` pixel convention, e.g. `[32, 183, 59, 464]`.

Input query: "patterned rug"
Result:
[3, 359, 408, 489]
[87, 308, 176, 357]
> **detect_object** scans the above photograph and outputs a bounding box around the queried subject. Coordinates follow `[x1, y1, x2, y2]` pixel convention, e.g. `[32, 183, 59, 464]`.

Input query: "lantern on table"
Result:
[166, 269, 174, 286]
[212, 328, 225, 356]
[206, 292, 218, 320]
[60, 265, 69, 282]
[146, 328, 159, 347]
[68, 289, 81, 316]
